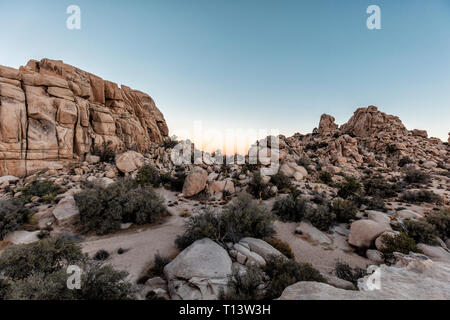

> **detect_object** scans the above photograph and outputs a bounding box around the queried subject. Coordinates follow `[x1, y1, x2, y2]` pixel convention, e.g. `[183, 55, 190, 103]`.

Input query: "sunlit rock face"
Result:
[0, 58, 169, 177]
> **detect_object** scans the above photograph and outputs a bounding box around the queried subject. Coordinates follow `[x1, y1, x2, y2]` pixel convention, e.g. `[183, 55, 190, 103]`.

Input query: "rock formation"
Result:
[0, 59, 168, 177]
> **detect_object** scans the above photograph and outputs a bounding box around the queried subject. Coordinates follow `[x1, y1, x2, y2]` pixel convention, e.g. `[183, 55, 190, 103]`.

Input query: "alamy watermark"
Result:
[66, 5, 81, 30]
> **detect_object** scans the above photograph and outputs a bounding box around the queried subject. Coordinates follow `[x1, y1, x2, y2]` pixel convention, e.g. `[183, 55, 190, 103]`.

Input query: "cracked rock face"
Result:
[0, 58, 168, 177]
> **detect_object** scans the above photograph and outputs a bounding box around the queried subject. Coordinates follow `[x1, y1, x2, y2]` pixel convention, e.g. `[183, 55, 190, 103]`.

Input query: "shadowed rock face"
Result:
[0, 58, 168, 177]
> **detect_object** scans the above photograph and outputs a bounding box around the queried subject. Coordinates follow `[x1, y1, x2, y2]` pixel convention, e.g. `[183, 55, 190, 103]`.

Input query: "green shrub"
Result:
[135, 165, 161, 187]
[0, 237, 132, 300]
[160, 172, 185, 192]
[0, 199, 29, 240]
[364, 176, 398, 198]
[334, 261, 366, 286]
[163, 136, 179, 149]
[176, 193, 274, 249]
[220, 193, 275, 243]
[270, 171, 292, 191]
[0, 237, 83, 280]
[175, 210, 222, 249]
[148, 253, 172, 278]
[379, 232, 421, 260]
[263, 255, 324, 299]
[404, 219, 438, 245]
[398, 157, 413, 167]
[404, 169, 431, 184]
[20, 180, 61, 203]
[220, 265, 266, 300]
[262, 237, 295, 259]
[426, 209, 450, 239]
[331, 198, 358, 223]
[305, 205, 336, 231]
[400, 190, 441, 204]
[75, 179, 166, 235]
[319, 171, 333, 185]
[94, 250, 110, 261]
[272, 194, 310, 222]
[247, 171, 272, 200]
[337, 176, 362, 199]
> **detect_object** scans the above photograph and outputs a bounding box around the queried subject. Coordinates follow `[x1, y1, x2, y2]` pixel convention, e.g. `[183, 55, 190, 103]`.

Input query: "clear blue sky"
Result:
[1, 0, 449, 142]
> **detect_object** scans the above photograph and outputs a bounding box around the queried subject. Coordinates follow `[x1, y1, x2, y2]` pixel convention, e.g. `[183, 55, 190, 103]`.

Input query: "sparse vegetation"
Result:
[263, 237, 295, 259]
[270, 171, 292, 191]
[0, 199, 29, 240]
[379, 232, 421, 260]
[334, 261, 367, 286]
[398, 156, 413, 167]
[404, 219, 438, 245]
[263, 255, 325, 299]
[75, 179, 166, 235]
[148, 253, 172, 278]
[331, 198, 358, 223]
[364, 175, 398, 198]
[247, 171, 272, 200]
[20, 180, 61, 203]
[304, 205, 336, 231]
[404, 169, 431, 184]
[220, 265, 266, 300]
[272, 194, 310, 222]
[319, 171, 333, 185]
[160, 172, 185, 192]
[425, 209, 450, 240]
[400, 189, 441, 204]
[135, 165, 161, 188]
[176, 193, 275, 249]
[337, 176, 362, 199]
[0, 237, 132, 300]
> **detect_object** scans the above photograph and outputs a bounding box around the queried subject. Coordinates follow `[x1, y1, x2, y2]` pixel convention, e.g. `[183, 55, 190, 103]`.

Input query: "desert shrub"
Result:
[270, 171, 292, 191]
[247, 171, 272, 200]
[148, 253, 172, 278]
[92, 141, 115, 163]
[0, 237, 83, 281]
[404, 169, 431, 184]
[404, 219, 438, 245]
[160, 172, 185, 192]
[272, 194, 310, 222]
[0, 279, 9, 300]
[304, 205, 336, 231]
[0, 199, 29, 240]
[426, 209, 450, 239]
[135, 165, 161, 187]
[296, 157, 312, 168]
[176, 193, 274, 249]
[398, 156, 413, 167]
[220, 193, 275, 243]
[262, 237, 295, 259]
[263, 255, 324, 299]
[319, 171, 333, 185]
[334, 261, 367, 286]
[400, 190, 441, 204]
[337, 176, 362, 199]
[20, 180, 60, 203]
[75, 179, 166, 235]
[220, 265, 266, 300]
[379, 232, 421, 260]
[331, 198, 358, 223]
[0, 237, 131, 300]
[363, 176, 398, 198]
[175, 210, 221, 249]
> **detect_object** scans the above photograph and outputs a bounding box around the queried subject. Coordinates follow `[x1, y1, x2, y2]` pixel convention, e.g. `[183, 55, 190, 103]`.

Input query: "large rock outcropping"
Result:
[0, 59, 168, 177]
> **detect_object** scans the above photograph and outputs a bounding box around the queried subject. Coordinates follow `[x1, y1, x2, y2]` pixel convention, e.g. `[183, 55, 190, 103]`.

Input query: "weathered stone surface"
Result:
[348, 220, 392, 248]
[53, 195, 80, 222]
[164, 238, 232, 300]
[115, 151, 144, 173]
[318, 114, 338, 136]
[182, 167, 207, 197]
[295, 222, 332, 245]
[279, 254, 450, 300]
[0, 59, 168, 177]
[239, 237, 284, 261]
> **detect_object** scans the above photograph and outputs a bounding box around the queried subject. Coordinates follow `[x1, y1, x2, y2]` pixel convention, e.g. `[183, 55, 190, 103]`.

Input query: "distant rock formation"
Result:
[0, 59, 168, 177]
